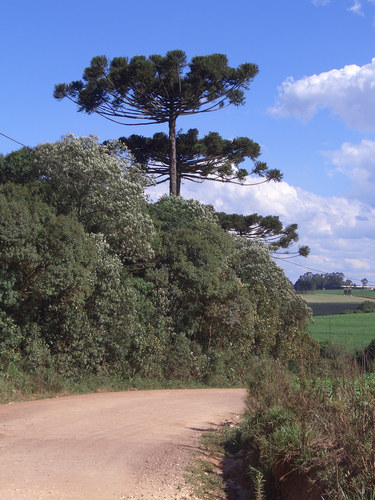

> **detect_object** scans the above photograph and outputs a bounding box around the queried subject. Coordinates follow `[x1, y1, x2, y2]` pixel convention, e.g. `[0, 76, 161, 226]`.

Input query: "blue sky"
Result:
[2, 0, 375, 284]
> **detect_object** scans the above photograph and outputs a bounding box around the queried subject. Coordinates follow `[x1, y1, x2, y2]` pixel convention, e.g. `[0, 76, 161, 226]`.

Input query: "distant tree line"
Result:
[294, 272, 345, 292]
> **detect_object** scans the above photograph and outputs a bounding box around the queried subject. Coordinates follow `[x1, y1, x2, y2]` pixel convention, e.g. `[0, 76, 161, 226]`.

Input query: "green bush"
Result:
[357, 301, 375, 313]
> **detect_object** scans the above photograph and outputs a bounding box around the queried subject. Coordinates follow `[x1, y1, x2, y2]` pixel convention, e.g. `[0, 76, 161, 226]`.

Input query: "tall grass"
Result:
[238, 356, 375, 499]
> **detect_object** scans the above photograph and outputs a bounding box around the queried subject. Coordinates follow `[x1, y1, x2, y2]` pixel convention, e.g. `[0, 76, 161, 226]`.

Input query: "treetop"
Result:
[54, 50, 259, 125]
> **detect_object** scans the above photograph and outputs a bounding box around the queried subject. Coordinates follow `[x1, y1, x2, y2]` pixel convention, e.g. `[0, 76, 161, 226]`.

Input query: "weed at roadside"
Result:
[239, 356, 375, 499]
[187, 422, 253, 500]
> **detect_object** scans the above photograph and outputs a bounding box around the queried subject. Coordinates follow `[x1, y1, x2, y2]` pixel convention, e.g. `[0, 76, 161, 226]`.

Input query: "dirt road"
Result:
[0, 388, 246, 499]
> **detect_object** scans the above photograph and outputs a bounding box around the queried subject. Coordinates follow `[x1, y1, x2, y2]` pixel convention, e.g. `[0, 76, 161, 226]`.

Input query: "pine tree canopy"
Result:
[118, 129, 282, 196]
[54, 50, 259, 195]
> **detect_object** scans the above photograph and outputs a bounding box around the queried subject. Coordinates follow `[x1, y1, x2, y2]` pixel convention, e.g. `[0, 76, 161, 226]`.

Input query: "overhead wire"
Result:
[273, 256, 375, 287]
[0, 132, 30, 150]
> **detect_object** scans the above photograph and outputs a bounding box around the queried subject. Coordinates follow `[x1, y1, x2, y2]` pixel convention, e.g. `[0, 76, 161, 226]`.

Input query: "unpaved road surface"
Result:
[0, 388, 246, 499]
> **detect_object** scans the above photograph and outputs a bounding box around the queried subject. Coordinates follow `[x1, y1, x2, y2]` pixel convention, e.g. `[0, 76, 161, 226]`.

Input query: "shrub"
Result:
[357, 301, 375, 313]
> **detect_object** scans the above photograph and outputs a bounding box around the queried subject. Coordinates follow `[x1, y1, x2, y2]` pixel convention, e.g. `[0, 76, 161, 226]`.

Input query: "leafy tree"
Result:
[34, 134, 155, 265]
[118, 128, 281, 196]
[0, 140, 161, 376]
[345, 279, 353, 289]
[233, 238, 315, 360]
[150, 194, 218, 230]
[0, 147, 37, 185]
[0, 182, 151, 376]
[0, 182, 97, 359]
[294, 273, 316, 292]
[46, 234, 140, 375]
[361, 278, 369, 288]
[54, 50, 259, 196]
[153, 197, 235, 338]
[151, 197, 315, 365]
[324, 272, 345, 289]
[150, 197, 257, 363]
[0, 141, 317, 383]
[217, 211, 309, 257]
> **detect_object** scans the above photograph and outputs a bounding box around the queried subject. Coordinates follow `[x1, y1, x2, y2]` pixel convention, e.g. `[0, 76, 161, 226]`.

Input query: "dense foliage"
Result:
[0, 136, 315, 385]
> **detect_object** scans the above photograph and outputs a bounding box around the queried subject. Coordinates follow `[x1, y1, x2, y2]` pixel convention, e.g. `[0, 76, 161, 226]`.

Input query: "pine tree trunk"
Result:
[169, 118, 177, 196]
[176, 171, 181, 196]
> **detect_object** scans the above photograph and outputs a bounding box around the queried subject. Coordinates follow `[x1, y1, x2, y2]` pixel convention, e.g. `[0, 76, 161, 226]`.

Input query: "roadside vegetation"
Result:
[190, 288, 375, 498]
[0, 135, 314, 403]
[189, 354, 375, 499]
[1, 137, 374, 498]
[231, 357, 375, 499]
[1, 138, 375, 498]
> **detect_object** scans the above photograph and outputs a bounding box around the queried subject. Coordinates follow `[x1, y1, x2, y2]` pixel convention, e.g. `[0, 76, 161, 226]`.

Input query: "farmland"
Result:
[308, 312, 375, 352]
[312, 289, 375, 299]
[301, 292, 375, 352]
[302, 292, 369, 316]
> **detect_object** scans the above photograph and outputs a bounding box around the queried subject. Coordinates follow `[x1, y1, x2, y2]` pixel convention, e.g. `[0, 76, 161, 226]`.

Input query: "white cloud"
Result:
[348, 0, 364, 15]
[324, 139, 375, 204]
[270, 58, 375, 131]
[312, 0, 331, 6]
[344, 257, 371, 270]
[148, 178, 375, 284]
[313, 0, 372, 14]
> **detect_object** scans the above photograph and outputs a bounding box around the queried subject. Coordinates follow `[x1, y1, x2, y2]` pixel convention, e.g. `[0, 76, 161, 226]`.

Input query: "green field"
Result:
[308, 312, 375, 352]
[311, 289, 375, 299]
[300, 292, 375, 351]
[302, 293, 368, 316]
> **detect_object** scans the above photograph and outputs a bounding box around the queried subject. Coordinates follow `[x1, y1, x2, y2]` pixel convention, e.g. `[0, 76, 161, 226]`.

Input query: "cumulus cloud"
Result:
[148, 177, 375, 284]
[324, 139, 375, 205]
[270, 59, 375, 131]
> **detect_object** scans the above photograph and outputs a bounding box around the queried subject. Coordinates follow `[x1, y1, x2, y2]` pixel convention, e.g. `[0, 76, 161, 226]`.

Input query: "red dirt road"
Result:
[0, 388, 246, 499]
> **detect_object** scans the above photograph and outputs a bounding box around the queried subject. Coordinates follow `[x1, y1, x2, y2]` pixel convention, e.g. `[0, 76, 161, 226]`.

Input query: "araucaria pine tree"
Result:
[54, 50, 260, 196]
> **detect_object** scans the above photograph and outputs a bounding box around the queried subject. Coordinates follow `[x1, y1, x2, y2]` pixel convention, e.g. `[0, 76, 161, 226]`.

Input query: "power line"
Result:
[277, 257, 375, 287]
[0, 132, 30, 149]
